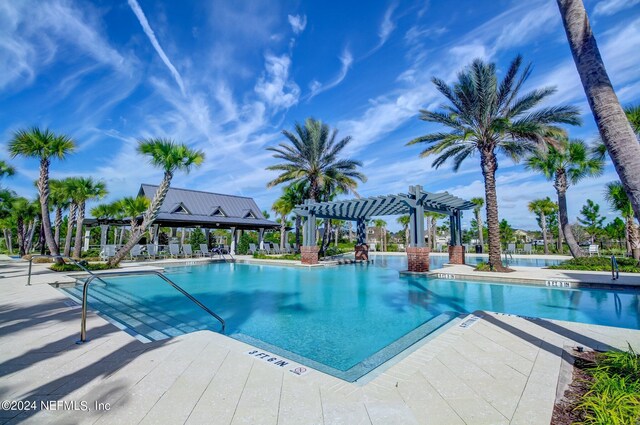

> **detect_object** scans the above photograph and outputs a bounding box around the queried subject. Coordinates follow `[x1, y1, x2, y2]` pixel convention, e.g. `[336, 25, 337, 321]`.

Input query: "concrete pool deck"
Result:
[0, 259, 639, 424]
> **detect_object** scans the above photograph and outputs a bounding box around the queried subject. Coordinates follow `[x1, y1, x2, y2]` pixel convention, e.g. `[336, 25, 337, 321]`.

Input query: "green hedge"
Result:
[548, 257, 640, 273]
[252, 253, 301, 261]
[50, 262, 115, 272]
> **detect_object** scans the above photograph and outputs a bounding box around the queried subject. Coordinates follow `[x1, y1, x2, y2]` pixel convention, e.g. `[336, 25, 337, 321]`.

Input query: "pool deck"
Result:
[0, 259, 639, 424]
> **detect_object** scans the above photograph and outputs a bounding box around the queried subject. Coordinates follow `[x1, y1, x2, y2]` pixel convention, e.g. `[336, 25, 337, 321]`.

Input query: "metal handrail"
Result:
[26, 254, 110, 287]
[611, 255, 619, 280]
[77, 269, 225, 343]
[503, 252, 513, 267]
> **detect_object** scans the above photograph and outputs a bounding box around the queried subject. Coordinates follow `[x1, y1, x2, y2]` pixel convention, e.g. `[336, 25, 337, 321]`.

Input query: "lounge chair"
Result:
[248, 243, 258, 255]
[272, 244, 281, 255]
[435, 243, 443, 252]
[129, 244, 144, 260]
[99, 245, 116, 261]
[168, 243, 184, 258]
[198, 244, 211, 257]
[182, 244, 194, 258]
[146, 244, 160, 259]
[289, 243, 297, 253]
[397, 243, 405, 252]
[370, 243, 377, 252]
[588, 244, 599, 256]
[507, 243, 516, 254]
[282, 244, 291, 254]
[523, 243, 532, 255]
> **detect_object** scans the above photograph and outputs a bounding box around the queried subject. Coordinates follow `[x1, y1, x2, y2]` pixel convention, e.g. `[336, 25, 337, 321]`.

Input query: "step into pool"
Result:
[59, 261, 640, 381]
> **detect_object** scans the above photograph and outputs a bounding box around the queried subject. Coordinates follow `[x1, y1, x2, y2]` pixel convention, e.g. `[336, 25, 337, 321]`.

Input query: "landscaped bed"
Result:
[552, 345, 640, 424]
[548, 256, 640, 273]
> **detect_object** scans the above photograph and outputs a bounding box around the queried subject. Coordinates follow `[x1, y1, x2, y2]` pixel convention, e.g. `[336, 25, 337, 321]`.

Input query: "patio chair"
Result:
[370, 243, 377, 252]
[397, 243, 405, 252]
[168, 243, 184, 258]
[248, 243, 258, 255]
[129, 245, 144, 260]
[507, 243, 516, 254]
[290, 243, 298, 253]
[523, 243, 532, 255]
[588, 244, 600, 256]
[435, 243, 443, 252]
[273, 244, 282, 255]
[282, 244, 291, 254]
[182, 244, 194, 258]
[146, 244, 160, 259]
[99, 245, 116, 261]
[198, 244, 211, 257]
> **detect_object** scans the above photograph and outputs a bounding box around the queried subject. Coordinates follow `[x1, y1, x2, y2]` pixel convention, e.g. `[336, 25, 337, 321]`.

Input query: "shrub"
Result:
[81, 248, 102, 258]
[190, 228, 207, 247]
[323, 246, 344, 257]
[252, 253, 301, 261]
[474, 261, 492, 271]
[237, 233, 257, 255]
[548, 257, 640, 273]
[50, 262, 114, 272]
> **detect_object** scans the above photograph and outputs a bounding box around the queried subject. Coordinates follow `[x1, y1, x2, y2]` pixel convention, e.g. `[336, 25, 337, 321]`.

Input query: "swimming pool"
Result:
[61, 261, 639, 381]
[369, 253, 563, 269]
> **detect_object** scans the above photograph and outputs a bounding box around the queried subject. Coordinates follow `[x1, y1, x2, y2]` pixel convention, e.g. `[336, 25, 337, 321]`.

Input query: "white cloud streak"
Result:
[307, 48, 353, 100]
[127, 0, 186, 96]
[254, 54, 300, 111]
[287, 14, 307, 34]
[594, 0, 640, 16]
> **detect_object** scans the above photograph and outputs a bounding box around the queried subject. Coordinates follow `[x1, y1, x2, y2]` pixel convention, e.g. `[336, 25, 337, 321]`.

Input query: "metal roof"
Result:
[293, 187, 474, 220]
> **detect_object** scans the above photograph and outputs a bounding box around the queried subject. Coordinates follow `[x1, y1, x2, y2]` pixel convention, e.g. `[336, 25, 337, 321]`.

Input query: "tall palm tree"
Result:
[470, 197, 484, 249]
[397, 215, 410, 246]
[0, 160, 15, 180]
[116, 196, 150, 231]
[49, 179, 69, 248]
[526, 138, 603, 257]
[272, 195, 293, 250]
[604, 181, 639, 260]
[108, 139, 204, 266]
[91, 202, 119, 246]
[61, 177, 79, 257]
[556, 0, 640, 222]
[71, 178, 107, 258]
[625, 105, 640, 136]
[407, 56, 580, 270]
[266, 118, 366, 202]
[528, 197, 558, 255]
[373, 219, 387, 251]
[278, 182, 307, 250]
[11, 197, 39, 256]
[8, 127, 75, 263]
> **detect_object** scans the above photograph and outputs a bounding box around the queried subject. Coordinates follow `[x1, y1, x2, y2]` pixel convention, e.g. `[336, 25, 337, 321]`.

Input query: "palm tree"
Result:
[625, 105, 640, 136]
[470, 197, 484, 249]
[407, 56, 580, 270]
[0, 160, 15, 180]
[11, 197, 39, 256]
[526, 138, 603, 257]
[528, 197, 558, 255]
[278, 182, 307, 250]
[116, 196, 150, 231]
[71, 178, 107, 258]
[8, 127, 75, 263]
[272, 195, 293, 250]
[108, 139, 204, 266]
[604, 181, 639, 260]
[556, 0, 640, 222]
[49, 179, 69, 248]
[61, 177, 79, 257]
[373, 219, 387, 251]
[266, 118, 366, 202]
[397, 215, 410, 246]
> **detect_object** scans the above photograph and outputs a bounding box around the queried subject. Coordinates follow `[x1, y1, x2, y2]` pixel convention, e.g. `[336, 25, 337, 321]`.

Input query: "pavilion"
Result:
[293, 185, 475, 272]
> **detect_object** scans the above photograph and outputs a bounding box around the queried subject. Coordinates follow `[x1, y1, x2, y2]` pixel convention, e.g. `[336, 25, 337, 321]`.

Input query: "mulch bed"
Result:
[551, 350, 597, 425]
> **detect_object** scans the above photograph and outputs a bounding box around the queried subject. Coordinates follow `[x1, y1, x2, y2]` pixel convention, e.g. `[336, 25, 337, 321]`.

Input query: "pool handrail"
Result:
[27, 254, 110, 287]
[611, 255, 619, 280]
[77, 269, 225, 343]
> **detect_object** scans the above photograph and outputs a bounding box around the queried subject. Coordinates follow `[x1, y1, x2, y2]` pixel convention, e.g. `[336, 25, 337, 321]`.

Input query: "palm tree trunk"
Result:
[555, 170, 584, 257]
[626, 216, 640, 260]
[431, 217, 437, 249]
[334, 223, 339, 247]
[280, 216, 286, 249]
[73, 201, 86, 258]
[3, 229, 12, 254]
[54, 206, 62, 247]
[64, 203, 77, 257]
[541, 212, 549, 255]
[17, 218, 25, 257]
[295, 216, 301, 251]
[480, 149, 507, 271]
[109, 171, 173, 266]
[37, 158, 62, 264]
[557, 0, 640, 222]
[557, 217, 563, 253]
[26, 219, 38, 253]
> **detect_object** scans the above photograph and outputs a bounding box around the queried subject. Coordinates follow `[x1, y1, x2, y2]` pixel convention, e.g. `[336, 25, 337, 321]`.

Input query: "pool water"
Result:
[62, 261, 639, 381]
[369, 253, 563, 269]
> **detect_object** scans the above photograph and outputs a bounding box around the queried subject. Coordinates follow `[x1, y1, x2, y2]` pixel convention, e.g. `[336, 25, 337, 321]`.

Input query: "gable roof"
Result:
[137, 184, 279, 229]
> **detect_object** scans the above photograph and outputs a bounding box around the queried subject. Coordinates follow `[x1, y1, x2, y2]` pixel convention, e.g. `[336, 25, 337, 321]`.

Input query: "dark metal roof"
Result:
[293, 187, 474, 220]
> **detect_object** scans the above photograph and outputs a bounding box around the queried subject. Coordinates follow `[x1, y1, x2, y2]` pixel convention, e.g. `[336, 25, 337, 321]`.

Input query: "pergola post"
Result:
[406, 185, 430, 273]
[83, 230, 91, 252]
[152, 224, 160, 248]
[448, 209, 465, 264]
[301, 206, 319, 265]
[355, 218, 368, 261]
[99, 224, 109, 248]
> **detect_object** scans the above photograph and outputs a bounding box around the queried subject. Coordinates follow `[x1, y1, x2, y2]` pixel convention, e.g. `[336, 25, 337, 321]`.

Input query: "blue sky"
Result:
[1, 0, 639, 231]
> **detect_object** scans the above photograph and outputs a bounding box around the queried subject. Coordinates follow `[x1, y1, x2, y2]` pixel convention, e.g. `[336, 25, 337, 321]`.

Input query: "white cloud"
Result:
[287, 14, 307, 34]
[308, 48, 353, 99]
[254, 54, 300, 110]
[594, 0, 640, 16]
[127, 0, 186, 96]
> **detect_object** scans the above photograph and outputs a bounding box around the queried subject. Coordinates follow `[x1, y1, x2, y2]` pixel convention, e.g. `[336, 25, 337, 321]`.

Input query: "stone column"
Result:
[406, 246, 430, 272]
[230, 227, 237, 255]
[258, 228, 265, 250]
[355, 218, 369, 260]
[83, 230, 91, 252]
[301, 245, 320, 265]
[448, 245, 465, 264]
[99, 225, 109, 248]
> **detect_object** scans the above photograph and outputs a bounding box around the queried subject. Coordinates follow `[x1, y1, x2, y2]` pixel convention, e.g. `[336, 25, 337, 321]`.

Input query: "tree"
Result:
[577, 199, 605, 243]
[397, 215, 410, 245]
[11, 197, 39, 256]
[272, 195, 292, 250]
[499, 219, 514, 247]
[8, 127, 75, 263]
[604, 181, 640, 260]
[407, 55, 580, 271]
[108, 139, 204, 266]
[528, 197, 558, 255]
[373, 219, 387, 251]
[526, 138, 603, 257]
[471, 197, 484, 249]
[261, 210, 271, 220]
[266, 118, 366, 202]
[189, 228, 207, 248]
[0, 160, 15, 181]
[71, 178, 107, 258]
[61, 177, 80, 257]
[556, 0, 640, 224]
[625, 105, 640, 137]
[49, 179, 70, 248]
[604, 218, 625, 249]
[116, 196, 150, 230]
